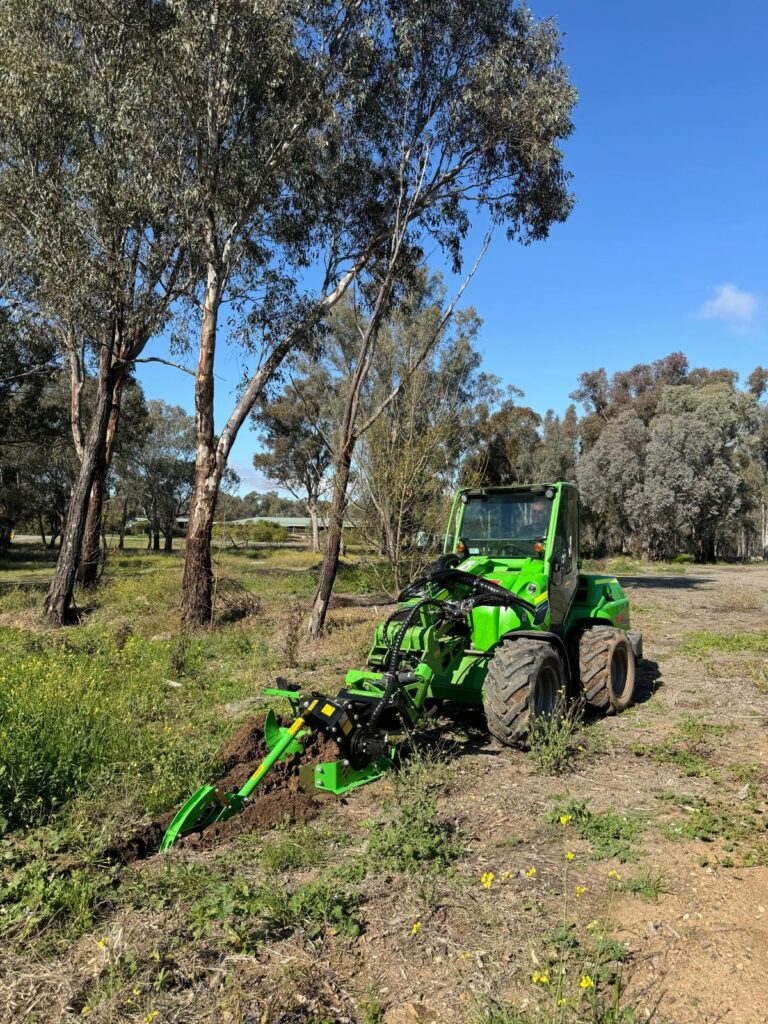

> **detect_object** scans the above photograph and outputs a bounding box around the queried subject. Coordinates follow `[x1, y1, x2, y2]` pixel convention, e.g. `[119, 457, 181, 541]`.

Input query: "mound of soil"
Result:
[95, 717, 342, 865]
[177, 717, 339, 849]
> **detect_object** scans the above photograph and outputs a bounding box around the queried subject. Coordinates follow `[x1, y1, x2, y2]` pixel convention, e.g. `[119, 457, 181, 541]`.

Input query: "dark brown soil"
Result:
[93, 718, 342, 865]
[176, 717, 340, 849]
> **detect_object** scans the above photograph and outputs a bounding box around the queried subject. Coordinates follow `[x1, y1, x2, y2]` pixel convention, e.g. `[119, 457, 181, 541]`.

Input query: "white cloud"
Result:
[700, 283, 758, 330]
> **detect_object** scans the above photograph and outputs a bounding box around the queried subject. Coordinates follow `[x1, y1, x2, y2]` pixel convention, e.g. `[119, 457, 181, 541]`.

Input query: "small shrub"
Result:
[619, 869, 672, 902]
[528, 694, 584, 775]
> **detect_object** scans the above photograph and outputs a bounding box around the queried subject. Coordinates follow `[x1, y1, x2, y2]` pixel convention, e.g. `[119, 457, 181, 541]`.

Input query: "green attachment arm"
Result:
[160, 716, 306, 851]
[237, 716, 305, 800]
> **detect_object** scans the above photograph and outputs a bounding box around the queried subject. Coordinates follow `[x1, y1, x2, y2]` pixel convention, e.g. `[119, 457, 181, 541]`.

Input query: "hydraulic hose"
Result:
[369, 596, 446, 730]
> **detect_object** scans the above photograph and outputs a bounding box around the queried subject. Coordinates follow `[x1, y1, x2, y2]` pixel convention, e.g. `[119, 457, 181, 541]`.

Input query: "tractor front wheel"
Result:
[484, 639, 566, 746]
[578, 626, 635, 714]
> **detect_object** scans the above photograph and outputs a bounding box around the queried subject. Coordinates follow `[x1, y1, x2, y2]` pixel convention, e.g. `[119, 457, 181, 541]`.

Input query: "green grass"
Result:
[0, 626, 237, 830]
[679, 630, 768, 657]
[367, 792, 464, 874]
[629, 715, 731, 781]
[187, 873, 361, 950]
[660, 793, 768, 866]
[619, 869, 672, 902]
[549, 800, 645, 863]
[260, 823, 330, 872]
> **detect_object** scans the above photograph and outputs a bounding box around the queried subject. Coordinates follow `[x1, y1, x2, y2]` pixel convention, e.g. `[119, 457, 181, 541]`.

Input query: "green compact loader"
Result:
[161, 482, 642, 850]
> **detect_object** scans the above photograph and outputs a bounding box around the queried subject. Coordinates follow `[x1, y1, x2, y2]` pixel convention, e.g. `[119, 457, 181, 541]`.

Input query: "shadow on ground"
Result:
[618, 574, 714, 590]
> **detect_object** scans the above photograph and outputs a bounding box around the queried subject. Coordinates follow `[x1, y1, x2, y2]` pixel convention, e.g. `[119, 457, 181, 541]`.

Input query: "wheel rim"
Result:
[534, 664, 560, 717]
[610, 645, 628, 698]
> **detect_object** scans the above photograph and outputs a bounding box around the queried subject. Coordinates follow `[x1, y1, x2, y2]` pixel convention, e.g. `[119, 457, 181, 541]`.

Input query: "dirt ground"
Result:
[3, 564, 768, 1024]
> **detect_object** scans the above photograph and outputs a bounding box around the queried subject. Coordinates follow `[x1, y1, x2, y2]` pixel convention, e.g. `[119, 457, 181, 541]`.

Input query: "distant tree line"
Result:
[256, 335, 768, 585]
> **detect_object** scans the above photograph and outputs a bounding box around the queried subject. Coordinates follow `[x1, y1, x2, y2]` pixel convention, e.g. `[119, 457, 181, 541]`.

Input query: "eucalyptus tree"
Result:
[148, 0, 576, 626]
[134, 401, 196, 553]
[352, 276, 486, 592]
[0, 1, 187, 622]
[252, 361, 335, 553]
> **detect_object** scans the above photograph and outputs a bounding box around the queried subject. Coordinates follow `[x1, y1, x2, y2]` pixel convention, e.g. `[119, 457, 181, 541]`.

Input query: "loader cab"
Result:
[446, 482, 580, 625]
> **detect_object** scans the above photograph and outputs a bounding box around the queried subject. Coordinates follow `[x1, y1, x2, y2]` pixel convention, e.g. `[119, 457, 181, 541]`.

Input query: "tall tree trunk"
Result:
[308, 449, 352, 638]
[164, 528, 173, 553]
[308, 497, 320, 554]
[181, 270, 220, 626]
[153, 525, 160, 551]
[79, 374, 125, 586]
[181, 460, 220, 624]
[38, 512, 47, 548]
[43, 347, 117, 625]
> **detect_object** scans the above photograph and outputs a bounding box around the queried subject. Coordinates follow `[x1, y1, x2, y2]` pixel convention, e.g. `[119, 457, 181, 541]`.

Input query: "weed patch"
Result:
[630, 716, 730, 780]
[187, 872, 361, 950]
[660, 793, 768, 865]
[549, 800, 645, 862]
[367, 793, 463, 873]
[679, 631, 768, 657]
[619, 869, 672, 902]
[528, 695, 584, 775]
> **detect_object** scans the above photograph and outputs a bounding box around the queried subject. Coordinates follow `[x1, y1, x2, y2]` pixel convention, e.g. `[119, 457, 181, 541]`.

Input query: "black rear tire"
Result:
[484, 639, 567, 746]
[578, 625, 635, 714]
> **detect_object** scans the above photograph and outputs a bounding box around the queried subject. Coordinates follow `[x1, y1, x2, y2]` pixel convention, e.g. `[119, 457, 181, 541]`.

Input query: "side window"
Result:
[566, 490, 578, 573]
[554, 490, 576, 574]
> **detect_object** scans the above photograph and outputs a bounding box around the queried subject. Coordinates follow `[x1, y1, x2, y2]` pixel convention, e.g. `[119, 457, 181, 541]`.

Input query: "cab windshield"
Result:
[458, 492, 552, 558]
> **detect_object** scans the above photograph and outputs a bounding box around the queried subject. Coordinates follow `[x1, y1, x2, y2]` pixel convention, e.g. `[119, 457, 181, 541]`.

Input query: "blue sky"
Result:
[138, 0, 768, 492]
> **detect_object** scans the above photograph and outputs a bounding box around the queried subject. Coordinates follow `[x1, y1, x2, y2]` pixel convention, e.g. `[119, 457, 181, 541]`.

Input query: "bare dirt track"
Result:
[3, 564, 768, 1024]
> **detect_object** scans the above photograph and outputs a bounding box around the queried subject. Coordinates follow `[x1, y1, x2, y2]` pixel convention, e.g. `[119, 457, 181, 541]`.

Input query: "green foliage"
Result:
[367, 794, 463, 874]
[260, 824, 327, 873]
[188, 873, 361, 950]
[679, 631, 768, 656]
[662, 794, 768, 867]
[0, 858, 111, 948]
[619, 870, 672, 902]
[549, 800, 645, 862]
[629, 716, 731, 780]
[0, 626, 219, 829]
[528, 696, 584, 775]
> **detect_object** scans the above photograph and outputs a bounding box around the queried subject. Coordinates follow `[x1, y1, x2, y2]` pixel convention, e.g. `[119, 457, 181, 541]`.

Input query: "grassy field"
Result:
[1, 547, 767, 1023]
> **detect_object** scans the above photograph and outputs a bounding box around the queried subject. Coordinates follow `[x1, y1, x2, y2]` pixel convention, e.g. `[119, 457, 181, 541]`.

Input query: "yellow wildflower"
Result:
[532, 970, 550, 985]
[144, 1013, 160, 1024]
[524, 866, 536, 878]
[580, 975, 595, 990]
[81, 1010, 91, 1018]
[559, 814, 572, 826]
[501, 871, 514, 881]
[565, 851, 575, 861]
[481, 871, 494, 889]
[458, 951, 472, 961]
[97, 938, 107, 949]
[607, 869, 621, 881]
[586, 919, 600, 931]
[574, 885, 587, 898]
[411, 921, 422, 935]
